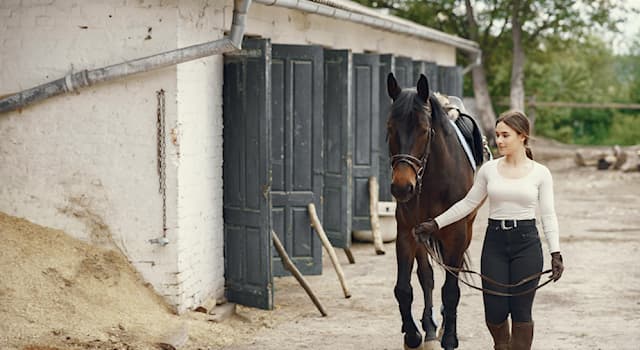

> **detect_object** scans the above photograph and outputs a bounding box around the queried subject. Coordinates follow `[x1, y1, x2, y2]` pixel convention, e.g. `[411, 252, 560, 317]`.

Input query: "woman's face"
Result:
[495, 121, 525, 157]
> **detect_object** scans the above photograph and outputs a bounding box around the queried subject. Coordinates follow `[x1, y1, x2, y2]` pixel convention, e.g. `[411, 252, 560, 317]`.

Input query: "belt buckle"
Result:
[500, 220, 517, 230]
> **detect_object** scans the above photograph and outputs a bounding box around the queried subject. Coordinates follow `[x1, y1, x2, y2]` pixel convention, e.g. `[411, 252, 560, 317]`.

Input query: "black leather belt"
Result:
[488, 218, 536, 230]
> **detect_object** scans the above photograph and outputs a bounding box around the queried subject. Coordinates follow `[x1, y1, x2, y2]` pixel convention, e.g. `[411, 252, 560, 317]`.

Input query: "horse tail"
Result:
[426, 238, 474, 284]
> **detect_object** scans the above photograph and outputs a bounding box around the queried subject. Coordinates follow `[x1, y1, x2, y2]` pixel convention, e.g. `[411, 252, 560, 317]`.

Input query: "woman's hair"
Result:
[496, 110, 533, 160]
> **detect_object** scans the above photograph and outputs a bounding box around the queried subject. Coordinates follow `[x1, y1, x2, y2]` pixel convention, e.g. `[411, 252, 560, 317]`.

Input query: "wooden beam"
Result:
[271, 230, 328, 317]
[308, 203, 352, 299]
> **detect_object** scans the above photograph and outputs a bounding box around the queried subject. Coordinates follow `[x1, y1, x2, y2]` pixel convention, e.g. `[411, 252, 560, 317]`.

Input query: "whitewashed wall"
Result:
[0, 0, 229, 313]
[173, 0, 228, 310]
[0, 0, 459, 313]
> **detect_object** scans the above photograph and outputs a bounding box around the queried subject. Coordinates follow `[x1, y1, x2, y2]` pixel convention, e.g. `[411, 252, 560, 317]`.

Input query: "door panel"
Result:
[352, 53, 380, 231]
[323, 49, 353, 248]
[438, 65, 463, 97]
[222, 39, 273, 310]
[413, 60, 439, 92]
[271, 44, 324, 276]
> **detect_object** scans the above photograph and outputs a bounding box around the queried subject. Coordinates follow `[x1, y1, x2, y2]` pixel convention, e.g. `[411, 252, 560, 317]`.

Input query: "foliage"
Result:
[525, 36, 640, 145]
[353, 0, 640, 145]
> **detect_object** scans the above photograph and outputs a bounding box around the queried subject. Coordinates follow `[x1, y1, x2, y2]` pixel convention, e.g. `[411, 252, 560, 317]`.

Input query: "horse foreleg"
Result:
[440, 270, 460, 350]
[416, 246, 438, 341]
[394, 232, 422, 349]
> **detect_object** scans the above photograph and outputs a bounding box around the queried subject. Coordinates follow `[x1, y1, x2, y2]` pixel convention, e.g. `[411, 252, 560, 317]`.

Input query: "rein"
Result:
[392, 121, 552, 297]
[421, 241, 553, 297]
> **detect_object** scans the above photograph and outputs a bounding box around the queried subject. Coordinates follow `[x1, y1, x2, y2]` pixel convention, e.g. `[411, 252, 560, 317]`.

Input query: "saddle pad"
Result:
[449, 119, 477, 171]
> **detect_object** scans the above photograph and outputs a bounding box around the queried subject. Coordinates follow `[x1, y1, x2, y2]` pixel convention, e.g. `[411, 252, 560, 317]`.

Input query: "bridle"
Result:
[389, 128, 434, 197]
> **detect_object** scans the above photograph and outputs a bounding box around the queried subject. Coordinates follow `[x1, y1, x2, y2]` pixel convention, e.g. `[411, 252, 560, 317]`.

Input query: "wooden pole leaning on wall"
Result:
[343, 247, 355, 264]
[368, 176, 385, 255]
[271, 230, 327, 317]
[307, 203, 352, 299]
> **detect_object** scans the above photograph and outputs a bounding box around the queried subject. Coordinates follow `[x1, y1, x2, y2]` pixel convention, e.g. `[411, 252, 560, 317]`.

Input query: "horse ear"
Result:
[417, 74, 430, 102]
[387, 73, 401, 101]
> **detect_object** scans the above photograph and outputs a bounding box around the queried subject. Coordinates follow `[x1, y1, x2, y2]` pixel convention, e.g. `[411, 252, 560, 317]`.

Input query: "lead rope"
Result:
[420, 240, 553, 297]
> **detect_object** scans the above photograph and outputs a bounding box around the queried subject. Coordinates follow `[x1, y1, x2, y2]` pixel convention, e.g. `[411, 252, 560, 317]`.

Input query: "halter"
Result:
[390, 128, 434, 196]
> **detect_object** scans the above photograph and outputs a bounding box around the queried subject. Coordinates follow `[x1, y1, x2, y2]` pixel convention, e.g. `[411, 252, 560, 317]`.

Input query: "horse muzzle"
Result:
[391, 182, 415, 203]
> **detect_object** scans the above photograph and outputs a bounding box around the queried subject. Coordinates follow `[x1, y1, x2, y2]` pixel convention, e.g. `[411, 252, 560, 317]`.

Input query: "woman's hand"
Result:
[550, 252, 564, 281]
[413, 219, 439, 243]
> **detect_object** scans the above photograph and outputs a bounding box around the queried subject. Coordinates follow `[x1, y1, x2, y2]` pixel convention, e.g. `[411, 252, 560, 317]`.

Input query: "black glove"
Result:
[550, 252, 564, 282]
[413, 219, 439, 243]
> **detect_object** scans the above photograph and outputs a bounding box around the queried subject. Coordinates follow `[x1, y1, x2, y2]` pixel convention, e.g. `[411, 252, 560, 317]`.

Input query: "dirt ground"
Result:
[1, 140, 639, 350]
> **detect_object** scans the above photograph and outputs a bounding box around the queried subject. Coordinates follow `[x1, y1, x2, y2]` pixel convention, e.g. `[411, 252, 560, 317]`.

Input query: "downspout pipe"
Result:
[461, 50, 482, 75]
[0, 0, 252, 114]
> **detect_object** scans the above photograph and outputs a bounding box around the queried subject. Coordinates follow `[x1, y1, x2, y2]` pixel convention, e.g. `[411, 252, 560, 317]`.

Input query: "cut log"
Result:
[369, 176, 385, 255]
[575, 149, 606, 167]
[612, 145, 628, 170]
[621, 150, 640, 173]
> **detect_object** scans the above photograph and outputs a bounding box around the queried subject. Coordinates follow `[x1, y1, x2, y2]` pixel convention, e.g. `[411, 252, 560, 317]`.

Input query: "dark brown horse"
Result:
[387, 73, 476, 350]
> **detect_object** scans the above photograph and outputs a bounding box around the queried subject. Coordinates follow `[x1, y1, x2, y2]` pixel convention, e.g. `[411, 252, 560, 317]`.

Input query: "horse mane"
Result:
[428, 93, 453, 136]
[390, 89, 452, 136]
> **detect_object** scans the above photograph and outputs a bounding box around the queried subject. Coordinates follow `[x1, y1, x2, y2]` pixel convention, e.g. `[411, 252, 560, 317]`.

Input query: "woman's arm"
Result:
[539, 166, 560, 253]
[434, 163, 489, 229]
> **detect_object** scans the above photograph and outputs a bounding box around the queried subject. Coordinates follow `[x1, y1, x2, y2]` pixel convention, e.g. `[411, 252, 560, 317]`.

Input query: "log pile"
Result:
[575, 145, 640, 172]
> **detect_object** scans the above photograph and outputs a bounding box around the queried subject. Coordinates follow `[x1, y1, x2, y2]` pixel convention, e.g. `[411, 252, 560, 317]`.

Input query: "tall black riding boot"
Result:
[486, 320, 510, 350]
[511, 321, 534, 350]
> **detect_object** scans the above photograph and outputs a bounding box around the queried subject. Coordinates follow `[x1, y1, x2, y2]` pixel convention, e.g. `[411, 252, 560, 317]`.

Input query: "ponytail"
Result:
[525, 146, 534, 160]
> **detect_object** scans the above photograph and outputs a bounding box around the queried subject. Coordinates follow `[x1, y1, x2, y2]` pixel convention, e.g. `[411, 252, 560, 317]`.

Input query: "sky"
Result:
[609, 0, 640, 54]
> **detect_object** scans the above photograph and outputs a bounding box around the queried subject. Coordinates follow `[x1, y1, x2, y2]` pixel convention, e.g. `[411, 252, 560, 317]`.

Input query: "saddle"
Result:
[439, 95, 486, 167]
[455, 111, 484, 167]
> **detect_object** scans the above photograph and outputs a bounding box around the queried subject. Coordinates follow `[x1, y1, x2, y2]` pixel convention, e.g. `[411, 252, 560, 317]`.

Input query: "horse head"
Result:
[386, 72, 436, 203]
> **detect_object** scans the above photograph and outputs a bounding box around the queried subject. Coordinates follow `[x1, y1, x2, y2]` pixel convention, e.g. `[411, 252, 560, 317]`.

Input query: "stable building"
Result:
[0, 0, 479, 313]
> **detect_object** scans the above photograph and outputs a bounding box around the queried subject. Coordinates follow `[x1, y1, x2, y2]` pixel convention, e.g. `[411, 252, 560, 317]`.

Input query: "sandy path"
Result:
[220, 155, 640, 350]
[2, 143, 638, 350]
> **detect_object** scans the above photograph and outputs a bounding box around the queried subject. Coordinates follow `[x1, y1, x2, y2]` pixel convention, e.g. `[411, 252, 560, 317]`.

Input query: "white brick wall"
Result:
[0, 0, 225, 313]
[1, 0, 461, 313]
[172, 0, 227, 312]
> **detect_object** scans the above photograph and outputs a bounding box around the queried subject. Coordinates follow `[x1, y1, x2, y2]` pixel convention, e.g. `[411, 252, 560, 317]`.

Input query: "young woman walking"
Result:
[414, 110, 564, 350]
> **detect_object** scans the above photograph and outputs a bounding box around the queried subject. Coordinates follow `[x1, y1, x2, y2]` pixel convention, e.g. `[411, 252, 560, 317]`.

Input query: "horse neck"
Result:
[417, 122, 470, 214]
[426, 123, 459, 173]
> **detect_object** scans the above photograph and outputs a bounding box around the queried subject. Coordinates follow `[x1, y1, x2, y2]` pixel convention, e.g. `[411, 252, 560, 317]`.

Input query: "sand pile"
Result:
[0, 212, 255, 350]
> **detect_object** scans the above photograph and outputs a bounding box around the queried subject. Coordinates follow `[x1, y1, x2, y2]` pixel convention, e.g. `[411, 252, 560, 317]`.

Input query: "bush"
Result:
[604, 112, 640, 145]
[534, 107, 640, 145]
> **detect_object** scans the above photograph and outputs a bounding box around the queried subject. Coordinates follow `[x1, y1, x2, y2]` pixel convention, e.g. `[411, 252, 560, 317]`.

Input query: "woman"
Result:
[414, 110, 564, 350]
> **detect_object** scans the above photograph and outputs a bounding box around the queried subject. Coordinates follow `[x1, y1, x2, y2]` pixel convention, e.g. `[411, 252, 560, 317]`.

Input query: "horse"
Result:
[386, 73, 477, 350]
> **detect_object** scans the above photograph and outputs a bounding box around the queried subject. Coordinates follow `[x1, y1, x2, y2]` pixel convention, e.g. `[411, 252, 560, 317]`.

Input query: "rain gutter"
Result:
[0, 0, 252, 114]
[254, 0, 482, 73]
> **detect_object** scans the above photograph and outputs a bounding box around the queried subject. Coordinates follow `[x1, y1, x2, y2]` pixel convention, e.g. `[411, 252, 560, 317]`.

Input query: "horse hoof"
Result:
[403, 332, 423, 350]
[423, 340, 440, 350]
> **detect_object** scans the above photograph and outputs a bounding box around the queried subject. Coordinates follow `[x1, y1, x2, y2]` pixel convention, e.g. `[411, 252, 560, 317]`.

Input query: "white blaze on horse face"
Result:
[495, 121, 525, 157]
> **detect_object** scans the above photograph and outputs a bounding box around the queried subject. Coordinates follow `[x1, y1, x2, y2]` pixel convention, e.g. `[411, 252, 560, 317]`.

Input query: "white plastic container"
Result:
[353, 201, 397, 243]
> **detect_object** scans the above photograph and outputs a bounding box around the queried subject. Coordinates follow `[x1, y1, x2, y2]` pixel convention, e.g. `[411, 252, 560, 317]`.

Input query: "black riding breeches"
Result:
[481, 219, 543, 324]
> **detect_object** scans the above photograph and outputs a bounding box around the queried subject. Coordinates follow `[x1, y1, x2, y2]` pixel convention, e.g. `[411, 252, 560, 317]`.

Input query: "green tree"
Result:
[353, 0, 628, 142]
[525, 36, 640, 145]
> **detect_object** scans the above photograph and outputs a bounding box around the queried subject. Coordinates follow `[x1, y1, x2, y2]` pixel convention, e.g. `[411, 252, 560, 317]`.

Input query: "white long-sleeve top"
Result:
[434, 158, 561, 253]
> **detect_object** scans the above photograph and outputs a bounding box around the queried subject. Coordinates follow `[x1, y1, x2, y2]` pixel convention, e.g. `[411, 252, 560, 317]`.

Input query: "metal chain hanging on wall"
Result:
[156, 89, 167, 238]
